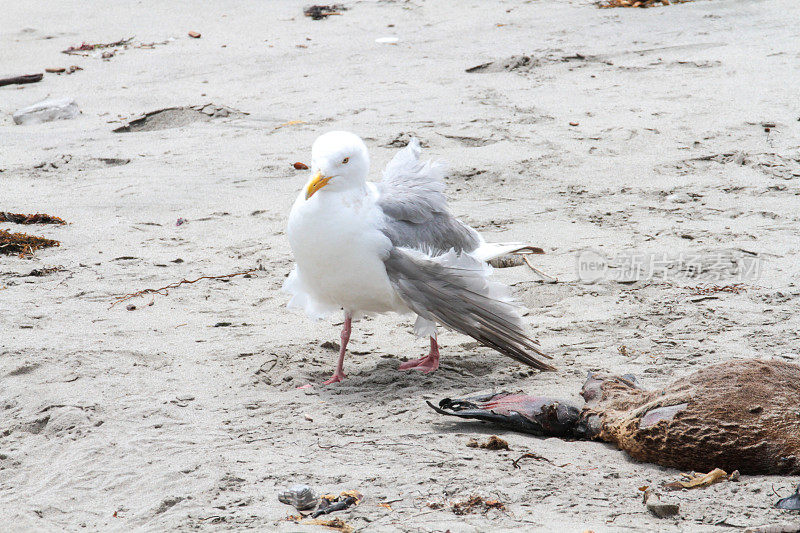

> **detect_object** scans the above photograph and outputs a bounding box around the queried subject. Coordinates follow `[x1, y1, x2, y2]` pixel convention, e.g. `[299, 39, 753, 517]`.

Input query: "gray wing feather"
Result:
[384, 248, 553, 371]
[377, 139, 480, 255]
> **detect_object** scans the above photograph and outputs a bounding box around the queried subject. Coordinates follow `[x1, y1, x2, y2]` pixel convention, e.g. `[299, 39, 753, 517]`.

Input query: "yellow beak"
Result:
[305, 171, 332, 200]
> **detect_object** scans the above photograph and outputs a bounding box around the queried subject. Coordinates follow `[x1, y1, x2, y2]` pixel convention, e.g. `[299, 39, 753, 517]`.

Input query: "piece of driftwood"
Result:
[0, 74, 43, 87]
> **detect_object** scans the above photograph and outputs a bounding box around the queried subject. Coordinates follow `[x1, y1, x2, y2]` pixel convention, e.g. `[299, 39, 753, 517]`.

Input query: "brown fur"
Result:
[584, 359, 800, 474]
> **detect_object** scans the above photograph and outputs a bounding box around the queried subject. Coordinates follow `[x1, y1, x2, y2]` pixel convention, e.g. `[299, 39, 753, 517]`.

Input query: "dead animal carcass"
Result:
[430, 359, 800, 474]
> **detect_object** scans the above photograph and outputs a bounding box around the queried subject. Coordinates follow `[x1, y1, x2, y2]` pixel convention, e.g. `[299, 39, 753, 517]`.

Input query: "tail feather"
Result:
[384, 248, 554, 371]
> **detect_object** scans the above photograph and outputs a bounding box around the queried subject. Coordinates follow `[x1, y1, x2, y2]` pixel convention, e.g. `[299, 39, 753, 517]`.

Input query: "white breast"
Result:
[285, 185, 404, 317]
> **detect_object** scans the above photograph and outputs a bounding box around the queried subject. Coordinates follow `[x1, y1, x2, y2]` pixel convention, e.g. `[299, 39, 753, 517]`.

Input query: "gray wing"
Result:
[376, 139, 480, 256]
[384, 247, 553, 371]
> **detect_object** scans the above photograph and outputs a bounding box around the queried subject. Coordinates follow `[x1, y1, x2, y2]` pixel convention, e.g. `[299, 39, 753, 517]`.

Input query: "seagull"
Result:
[284, 131, 553, 384]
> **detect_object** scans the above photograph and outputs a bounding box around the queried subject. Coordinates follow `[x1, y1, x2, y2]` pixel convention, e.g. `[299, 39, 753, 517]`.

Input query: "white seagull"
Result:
[284, 131, 553, 384]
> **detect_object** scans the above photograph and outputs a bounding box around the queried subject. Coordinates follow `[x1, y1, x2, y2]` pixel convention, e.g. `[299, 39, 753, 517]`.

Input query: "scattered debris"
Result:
[466, 435, 510, 451]
[304, 5, 346, 20]
[0, 230, 60, 257]
[110, 268, 257, 307]
[0, 212, 66, 225]
[0, 73, 43, 87]
[278, 484, 318, 511]
[45, 65, 83, 75]
[642, 488, 680, 518]
[62, 37, 134, 55]
[13, 97, 80, 125]
[599, 0, 693, 7]
[274, 120, 306, 131]
[311, 491, 362, 518]
[690, 284, 747, 296]
[26, 266, 63, 277]
[188, 31, 201, 38]
[665, 468, 728, 490]
[175, 218, 187, 227]
[569, 121, 580, 126]
[775, 484, 800, 510]
[450, 495, 505, 515]
[126, 304, 136, 311]
[293, 162, 309, 170]
[134, 39, 174, 50]
[96, 157, 130, 166]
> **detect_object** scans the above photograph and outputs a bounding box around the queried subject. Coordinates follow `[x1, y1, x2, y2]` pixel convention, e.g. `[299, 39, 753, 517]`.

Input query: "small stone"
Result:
[188, 31, 201, 38]
[278, 484, 317, 511]
[126, 304, 136, 311]
[13, 97, 80, 125]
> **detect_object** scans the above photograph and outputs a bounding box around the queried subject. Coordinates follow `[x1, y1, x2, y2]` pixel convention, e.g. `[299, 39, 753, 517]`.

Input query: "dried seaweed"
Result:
[466, 435, 510, 450]
[300, 518, 353, 533]
[0, 230, 60, 257]
[310, 491, 361, 518]
[111, 269, 257, 307]
[0, 212, 66, 225]
[690, 284, 746, 296]
[599, 0, 693, 7]
[62, 37, 134, 55]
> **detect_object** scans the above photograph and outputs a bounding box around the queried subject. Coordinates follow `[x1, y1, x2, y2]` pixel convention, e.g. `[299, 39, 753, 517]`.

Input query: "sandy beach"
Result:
[2, 0, 799, 530]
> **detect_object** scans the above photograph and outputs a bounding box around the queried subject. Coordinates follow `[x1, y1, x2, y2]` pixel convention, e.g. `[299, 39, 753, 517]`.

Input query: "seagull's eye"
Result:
[341, 157, 349, 164]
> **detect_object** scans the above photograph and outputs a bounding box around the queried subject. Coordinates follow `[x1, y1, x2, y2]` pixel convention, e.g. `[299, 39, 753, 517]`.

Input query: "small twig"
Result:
[110, 269, 257, 307]
[522, 256, 558, 283]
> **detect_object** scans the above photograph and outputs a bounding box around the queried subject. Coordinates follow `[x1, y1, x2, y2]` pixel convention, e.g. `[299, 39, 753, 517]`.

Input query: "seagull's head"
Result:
[305, 131, 370, 200]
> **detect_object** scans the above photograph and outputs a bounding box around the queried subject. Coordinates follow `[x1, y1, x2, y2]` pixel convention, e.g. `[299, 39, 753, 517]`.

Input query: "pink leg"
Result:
[398, 336, 440, 373]
[323, 313, 351, 385]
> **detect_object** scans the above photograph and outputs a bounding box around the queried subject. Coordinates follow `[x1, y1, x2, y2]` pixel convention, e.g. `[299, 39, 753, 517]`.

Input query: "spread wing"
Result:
[383, 248, 553, 371]
[376, 139, 480, 256]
